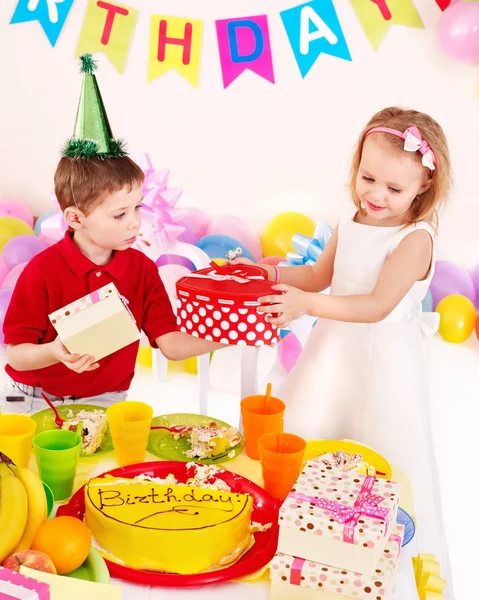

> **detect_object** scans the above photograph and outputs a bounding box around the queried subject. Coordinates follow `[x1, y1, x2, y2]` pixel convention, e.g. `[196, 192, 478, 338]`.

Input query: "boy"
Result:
[1, 55, 222, 414]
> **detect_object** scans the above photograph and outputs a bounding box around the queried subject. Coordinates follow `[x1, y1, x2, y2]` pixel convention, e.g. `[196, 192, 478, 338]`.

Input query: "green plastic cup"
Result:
[33, 429, 81, 501]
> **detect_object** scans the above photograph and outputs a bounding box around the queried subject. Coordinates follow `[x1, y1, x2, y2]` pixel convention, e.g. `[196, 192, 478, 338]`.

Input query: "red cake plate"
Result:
[57, 461, 280, 587]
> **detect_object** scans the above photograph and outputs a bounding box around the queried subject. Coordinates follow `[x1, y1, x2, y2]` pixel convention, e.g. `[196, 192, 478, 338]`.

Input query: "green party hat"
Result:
[63, 54, 126, 160]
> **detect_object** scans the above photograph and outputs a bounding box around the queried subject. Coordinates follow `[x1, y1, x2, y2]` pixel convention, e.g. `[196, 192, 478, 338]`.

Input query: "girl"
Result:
[233, 107, 453, 596]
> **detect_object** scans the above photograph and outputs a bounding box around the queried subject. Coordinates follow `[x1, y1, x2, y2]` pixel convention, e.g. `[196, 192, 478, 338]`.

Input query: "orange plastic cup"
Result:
[258, 432, 306, 500]
[240, 394, 285, 460]
[0, 414, 37, 467]
[106, 401, 153, 466]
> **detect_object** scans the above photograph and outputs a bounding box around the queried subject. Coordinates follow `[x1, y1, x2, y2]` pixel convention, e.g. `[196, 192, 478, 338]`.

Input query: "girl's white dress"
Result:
[281, 212, 453, 597]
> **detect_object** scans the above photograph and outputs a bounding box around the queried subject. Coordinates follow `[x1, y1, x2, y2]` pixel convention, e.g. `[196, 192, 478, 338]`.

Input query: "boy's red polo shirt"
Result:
[3, 232, 177, 397]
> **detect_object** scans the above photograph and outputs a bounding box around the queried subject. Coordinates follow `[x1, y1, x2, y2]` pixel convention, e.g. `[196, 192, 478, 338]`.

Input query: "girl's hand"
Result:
[229, 257, 276, 282]
[229, 257, 256, 266]
[257, 284, 311, 328]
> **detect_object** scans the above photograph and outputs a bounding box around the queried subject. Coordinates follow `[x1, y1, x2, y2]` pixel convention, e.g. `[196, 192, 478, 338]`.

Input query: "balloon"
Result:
[196, 234, 255, 262]
[156, 254, 196, 271]
[259, 256, 286, 266]
[278, 331, 302, 373]
[136, 346, 152, 368]
[34, 209, 58, 236]
[469, 263, 479, 308]
[0, 288, 13, 341]
[429, 260, 475, 309]
[0, 257, 10, 287]
[2, 235, 46, 269]
[0, 200, 34, 228]
[0, 218, 34, 253]
[261, 212, 315, 258]
[207, 216, 263, 262]
[211, 257, 228, 266]
[422, 289, 433, 313]
[436, 294, 476, 343]
[179, 208, 211, 243]
[1, 262, 27, 289]
[183, 356, 198, 375]
[176, 225, 198, 246]
[437, 0, 479, 64]
[157, 264, 192, 310]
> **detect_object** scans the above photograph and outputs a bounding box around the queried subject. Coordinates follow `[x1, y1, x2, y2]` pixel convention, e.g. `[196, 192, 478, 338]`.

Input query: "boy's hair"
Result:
[349, 106, 452, 231]
[54, 156, 145, 214]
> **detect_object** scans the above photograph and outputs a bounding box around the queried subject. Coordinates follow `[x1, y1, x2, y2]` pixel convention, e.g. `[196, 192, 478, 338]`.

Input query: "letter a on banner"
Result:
[10, 0, 75, 47]
[280, 0, 351, 78]
[148, 15, 203, 87]
[349, 0, 424, 51]
[76, 0, 138, 73]
[216, 15, 275, 89]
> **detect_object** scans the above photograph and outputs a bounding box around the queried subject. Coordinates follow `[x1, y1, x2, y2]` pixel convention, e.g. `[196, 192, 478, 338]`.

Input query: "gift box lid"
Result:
[271, 524, 404, 598]
[176, 262, 279, 303]
[0, 567, 49, 600]
[48, 283, 134, 326]
[279, 459, 402, 548]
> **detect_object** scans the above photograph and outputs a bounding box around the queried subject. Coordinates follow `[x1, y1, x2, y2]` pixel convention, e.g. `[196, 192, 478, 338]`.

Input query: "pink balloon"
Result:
[207, 215, 263, 262]
[158, 264, 192, 307]
[0, 200, 34, 228]
[437, 0, 479, 64]
[259, 256, 285, 266]
[179, 208, 211, 243]
[0, 257, 10, 287]
[1, 262, 27, 289]
[278, 332, 302, 374]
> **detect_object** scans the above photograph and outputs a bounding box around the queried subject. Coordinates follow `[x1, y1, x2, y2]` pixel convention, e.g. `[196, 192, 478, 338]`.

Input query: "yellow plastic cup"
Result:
[106, 401, 153, 466]
[0, 414, 37, 467]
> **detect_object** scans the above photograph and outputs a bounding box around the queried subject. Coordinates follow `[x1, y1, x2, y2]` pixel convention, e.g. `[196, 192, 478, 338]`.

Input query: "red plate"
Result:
[57, 461, 280, 587]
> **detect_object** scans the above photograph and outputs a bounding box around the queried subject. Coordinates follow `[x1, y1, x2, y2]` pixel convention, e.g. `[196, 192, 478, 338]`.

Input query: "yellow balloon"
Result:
[136, 346, 152, 368]
[261, 212, 315, 257]
[0, 217, 34, 252]
[212, 257, 227, 266]
[436, 294, 476, 343]
[183, 356, 198, 374]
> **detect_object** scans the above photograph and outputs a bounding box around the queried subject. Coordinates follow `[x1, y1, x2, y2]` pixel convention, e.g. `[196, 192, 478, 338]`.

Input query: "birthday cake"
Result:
[84, 465, 255, 574]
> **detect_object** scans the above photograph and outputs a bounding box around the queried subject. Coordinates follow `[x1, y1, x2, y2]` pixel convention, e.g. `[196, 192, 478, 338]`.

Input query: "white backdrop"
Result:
[1, 0, 478, 266]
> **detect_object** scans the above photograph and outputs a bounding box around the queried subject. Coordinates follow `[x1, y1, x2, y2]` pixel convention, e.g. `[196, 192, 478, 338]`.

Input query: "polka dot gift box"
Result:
[270, 524, 404, 600]
[48, 283, 140, 361]
[277, 459, 402, 576]
[175, 262, 281, 347]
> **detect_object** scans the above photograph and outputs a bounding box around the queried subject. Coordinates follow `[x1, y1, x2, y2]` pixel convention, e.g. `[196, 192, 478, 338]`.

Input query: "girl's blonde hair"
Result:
[349, 107, 452, 231]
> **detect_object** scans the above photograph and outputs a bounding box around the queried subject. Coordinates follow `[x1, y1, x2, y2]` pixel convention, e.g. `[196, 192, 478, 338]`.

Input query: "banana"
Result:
[0, 463, 28, 562]
[9, 464, 47, 552]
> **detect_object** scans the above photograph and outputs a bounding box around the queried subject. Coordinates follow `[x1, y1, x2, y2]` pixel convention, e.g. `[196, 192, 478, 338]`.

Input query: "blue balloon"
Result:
[422, 289, 433, 313]
[196, 234, 255, 262]
[34, 210, 59, 236]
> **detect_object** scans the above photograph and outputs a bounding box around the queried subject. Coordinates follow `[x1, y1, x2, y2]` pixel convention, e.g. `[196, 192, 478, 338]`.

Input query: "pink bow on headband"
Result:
[366, 126, 436, 171]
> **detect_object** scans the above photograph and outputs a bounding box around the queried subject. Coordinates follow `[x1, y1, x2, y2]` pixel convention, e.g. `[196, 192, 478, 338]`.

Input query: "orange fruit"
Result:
[31, 516, 91, 574]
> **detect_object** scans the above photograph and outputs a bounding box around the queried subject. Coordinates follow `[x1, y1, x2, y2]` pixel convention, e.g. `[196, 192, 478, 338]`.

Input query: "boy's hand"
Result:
[50, 337, 100, 373]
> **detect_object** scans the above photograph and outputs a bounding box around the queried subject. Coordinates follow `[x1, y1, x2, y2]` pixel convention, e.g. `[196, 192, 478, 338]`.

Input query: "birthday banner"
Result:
[9, 0, 438, 86]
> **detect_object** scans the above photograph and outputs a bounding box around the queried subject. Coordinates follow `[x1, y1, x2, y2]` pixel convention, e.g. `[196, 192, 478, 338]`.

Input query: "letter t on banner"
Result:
[280, 0, 351, 79]
[148, 15, 203, 87]
[216, 15, 275, 89]
[75, 0, 139, 73]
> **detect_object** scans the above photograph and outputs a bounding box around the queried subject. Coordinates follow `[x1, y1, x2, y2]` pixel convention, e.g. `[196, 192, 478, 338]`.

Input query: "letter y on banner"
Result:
[148, 15, 203, 87]
[280, 0, 351, 79]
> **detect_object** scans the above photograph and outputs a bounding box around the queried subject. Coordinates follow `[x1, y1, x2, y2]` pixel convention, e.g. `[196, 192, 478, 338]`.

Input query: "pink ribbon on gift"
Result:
[288, 475, 389, 544]
[134, 152, 187, 252]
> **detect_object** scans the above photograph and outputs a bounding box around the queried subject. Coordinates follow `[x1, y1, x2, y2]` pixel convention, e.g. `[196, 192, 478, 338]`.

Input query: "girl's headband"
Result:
[365, 126, 436, 171]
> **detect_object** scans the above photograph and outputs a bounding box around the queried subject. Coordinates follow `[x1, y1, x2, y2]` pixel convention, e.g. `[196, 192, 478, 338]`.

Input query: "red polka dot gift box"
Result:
[276, 459, 402, 576]
[270, 524, 404, 600]
[175, 262, 281, 346]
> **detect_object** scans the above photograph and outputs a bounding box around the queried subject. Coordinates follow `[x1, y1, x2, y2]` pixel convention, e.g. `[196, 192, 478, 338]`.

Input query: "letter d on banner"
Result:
[216, 15, 275, 89]
[148, 15, 203, 87]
